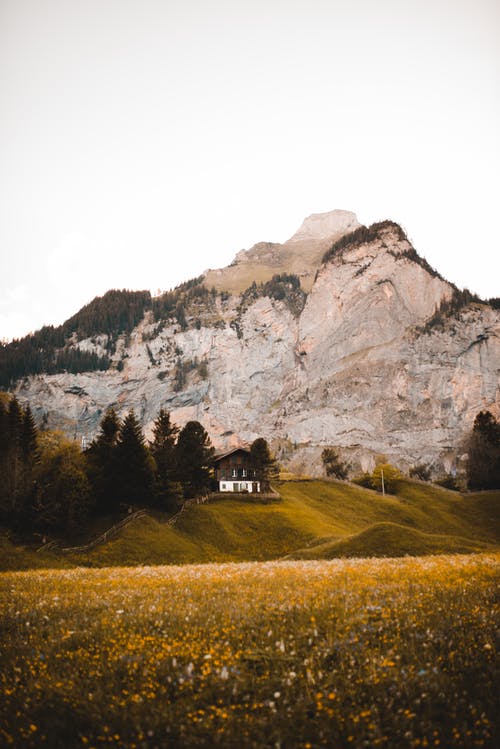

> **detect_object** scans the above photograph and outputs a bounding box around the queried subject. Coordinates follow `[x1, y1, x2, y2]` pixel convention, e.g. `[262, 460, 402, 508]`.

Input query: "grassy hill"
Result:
[1, 479, 498, 570]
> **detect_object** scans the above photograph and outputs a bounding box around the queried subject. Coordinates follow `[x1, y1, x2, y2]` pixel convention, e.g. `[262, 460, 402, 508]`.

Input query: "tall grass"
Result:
[1, 554, 498, 748]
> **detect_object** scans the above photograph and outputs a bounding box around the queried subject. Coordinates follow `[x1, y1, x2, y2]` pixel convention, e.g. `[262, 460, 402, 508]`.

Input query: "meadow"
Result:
[1, 553, 498, 748]
[2, 479, 498, 570]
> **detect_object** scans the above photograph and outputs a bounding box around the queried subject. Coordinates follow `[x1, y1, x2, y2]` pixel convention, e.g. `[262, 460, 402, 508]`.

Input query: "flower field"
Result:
[1, 554, 498, 748]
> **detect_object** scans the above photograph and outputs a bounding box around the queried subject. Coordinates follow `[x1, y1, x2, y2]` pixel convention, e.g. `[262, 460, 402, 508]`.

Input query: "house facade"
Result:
[213, 447, 261, 493]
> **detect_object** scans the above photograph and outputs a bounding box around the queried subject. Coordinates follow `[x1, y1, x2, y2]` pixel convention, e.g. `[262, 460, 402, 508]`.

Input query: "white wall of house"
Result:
[219, 480, 261, 493]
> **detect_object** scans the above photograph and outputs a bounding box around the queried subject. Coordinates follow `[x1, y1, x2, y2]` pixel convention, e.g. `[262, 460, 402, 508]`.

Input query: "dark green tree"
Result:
[250, 438, 279, 491]
[16, 405, 40, 529]
[0, 395, 11, 518]
[467, 410, 500, 490]
[149, 409, 181, 509]
[321, 448, 349, 480]
[0, 398, 24, 520]
[114, 411, 155, 507]
[176, 421, 214, 498]
[0, 397, 40, 528]
[85, 407, 121, 513]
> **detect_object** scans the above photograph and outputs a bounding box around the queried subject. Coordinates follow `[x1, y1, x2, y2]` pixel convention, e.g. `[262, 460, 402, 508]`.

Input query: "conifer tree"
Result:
[149, 409, 181, 509]
[5, 398, 24, 515]
[114, 411, 155, 507]
[0, 396, 11, 519]
[0, 397, 40, 530]
[85, 407, 121, 513]
[176, 420, 214, 497]
[16, 405, 39, 529]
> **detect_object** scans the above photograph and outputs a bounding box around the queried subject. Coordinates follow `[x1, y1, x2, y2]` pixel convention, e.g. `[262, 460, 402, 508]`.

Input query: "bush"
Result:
[321, 448, 349, 480]
[352, 473, 373, 489]
[435, 474, 461, 491]
[371, 463, 402, 494]
[409, 463, 432, 482]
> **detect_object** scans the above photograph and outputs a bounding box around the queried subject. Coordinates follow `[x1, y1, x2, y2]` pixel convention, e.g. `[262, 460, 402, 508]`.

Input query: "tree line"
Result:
[0, 394, 278, 539]
[0, 289, 152, 387]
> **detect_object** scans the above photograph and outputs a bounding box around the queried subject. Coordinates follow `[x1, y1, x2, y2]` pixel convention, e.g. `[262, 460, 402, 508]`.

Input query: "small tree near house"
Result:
[250, 438, 279, 491]
[176, 420, 215, 498]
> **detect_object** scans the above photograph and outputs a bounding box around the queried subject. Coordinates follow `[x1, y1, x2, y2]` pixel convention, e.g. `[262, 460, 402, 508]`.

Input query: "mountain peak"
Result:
[288, 209, 360, 243]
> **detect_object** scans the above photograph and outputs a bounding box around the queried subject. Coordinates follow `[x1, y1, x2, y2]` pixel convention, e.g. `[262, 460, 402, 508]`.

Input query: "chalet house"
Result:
[213, 447, 261, 493]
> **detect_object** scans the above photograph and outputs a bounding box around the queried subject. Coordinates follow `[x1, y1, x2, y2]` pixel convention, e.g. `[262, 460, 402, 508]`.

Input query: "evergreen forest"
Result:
[0, 394, 278, 540]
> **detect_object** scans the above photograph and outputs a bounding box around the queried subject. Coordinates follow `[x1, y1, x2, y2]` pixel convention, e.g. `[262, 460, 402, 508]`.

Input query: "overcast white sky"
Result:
[1, 0, 499, 341]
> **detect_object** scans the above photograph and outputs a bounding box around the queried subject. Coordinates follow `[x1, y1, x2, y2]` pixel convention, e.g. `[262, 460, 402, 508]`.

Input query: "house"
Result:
[213, 447, 261, 493]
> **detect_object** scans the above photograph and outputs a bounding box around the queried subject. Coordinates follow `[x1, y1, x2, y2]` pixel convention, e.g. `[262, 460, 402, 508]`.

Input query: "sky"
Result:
[1, 0, 499, 341]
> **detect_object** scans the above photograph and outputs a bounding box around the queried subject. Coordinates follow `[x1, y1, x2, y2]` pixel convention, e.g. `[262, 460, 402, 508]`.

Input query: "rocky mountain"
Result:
[8, 210, 500, 476]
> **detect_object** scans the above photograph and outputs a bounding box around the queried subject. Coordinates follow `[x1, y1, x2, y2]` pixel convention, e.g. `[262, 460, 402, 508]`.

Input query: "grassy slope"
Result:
[1, 479, 498, 569]
[0, 534, 73, 572]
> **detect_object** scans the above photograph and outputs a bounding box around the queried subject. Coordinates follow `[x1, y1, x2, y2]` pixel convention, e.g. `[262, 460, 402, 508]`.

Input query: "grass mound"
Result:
[287, 521, 494, 559]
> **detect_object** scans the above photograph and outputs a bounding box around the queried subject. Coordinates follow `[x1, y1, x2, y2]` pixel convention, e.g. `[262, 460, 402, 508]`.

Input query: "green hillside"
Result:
[1, 479, 499, 570]
[287, 522, 493, 560]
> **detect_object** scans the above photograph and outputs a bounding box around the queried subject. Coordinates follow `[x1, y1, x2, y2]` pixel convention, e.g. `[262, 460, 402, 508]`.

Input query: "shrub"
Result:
[409, 463, 432, 482]
[436, 474, 461, 491]
[371, 463, 402, 494]
[321, 448, 349, 480]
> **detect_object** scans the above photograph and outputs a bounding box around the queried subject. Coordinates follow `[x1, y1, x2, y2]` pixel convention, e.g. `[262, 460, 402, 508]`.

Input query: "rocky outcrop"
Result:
[204, 209, 360, 293]
[13, 213, 500, 477]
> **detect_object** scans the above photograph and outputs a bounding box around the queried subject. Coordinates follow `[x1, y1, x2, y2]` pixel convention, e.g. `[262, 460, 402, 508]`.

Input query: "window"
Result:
[242, 469, 247, 477]
[232, 468, 237, 477]
[221, 483, 226, 490]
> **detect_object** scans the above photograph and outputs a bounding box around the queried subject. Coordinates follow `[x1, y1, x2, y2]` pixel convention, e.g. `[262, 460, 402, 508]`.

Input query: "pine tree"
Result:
[0, 396, 10, 519]
[176, 421, 214, 498]
[5, 398, 24, 516]
[250, 438, 279, 491]
[85, 407, 121, 513]
[114, 411, 155, 507]
[16, 405, 39, 530]
[149, 409, 181, 509]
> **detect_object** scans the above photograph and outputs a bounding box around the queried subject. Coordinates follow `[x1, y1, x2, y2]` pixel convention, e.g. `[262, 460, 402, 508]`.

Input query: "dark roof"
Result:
[213, 446, 251, 463]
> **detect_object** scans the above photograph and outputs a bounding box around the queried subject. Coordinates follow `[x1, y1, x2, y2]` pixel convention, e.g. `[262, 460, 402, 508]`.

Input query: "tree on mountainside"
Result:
[409, 463, 432, 482]
[466, 411, 500, 490]
[250, 438, 279, 491]
[321, 448, 349, 480]
[114, 411, 155, 507]
[149, 409, 182, 509]
[176, 421, 214, 498]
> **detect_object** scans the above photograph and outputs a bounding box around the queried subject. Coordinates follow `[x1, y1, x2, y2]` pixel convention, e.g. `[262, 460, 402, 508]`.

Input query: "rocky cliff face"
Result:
[13, 211, 500, 476]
